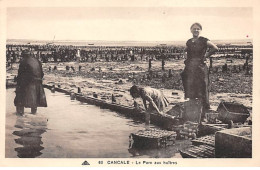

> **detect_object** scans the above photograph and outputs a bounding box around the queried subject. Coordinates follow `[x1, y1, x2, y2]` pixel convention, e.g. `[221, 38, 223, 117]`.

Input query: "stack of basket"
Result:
[129, 129, 177, 149]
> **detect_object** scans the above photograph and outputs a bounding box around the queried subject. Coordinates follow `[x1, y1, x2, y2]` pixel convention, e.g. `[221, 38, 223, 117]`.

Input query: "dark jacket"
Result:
[14, 54, 47, 108]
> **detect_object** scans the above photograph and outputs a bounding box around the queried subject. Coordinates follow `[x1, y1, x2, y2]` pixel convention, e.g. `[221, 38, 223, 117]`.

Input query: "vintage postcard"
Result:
[0, 0, 260, 167]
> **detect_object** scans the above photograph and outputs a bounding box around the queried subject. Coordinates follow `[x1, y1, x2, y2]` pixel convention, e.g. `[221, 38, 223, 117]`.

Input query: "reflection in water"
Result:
[12, 114, 47, 158]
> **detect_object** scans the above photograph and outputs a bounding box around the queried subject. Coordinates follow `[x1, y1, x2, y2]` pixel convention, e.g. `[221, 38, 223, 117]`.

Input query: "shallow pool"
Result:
[6, 88, 190, 158]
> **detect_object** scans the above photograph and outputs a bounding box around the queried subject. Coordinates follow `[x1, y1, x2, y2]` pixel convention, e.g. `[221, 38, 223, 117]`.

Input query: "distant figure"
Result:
[130, 85, 169, 115]
[181, 23, 218, 119]
[14, 50, 47, 115]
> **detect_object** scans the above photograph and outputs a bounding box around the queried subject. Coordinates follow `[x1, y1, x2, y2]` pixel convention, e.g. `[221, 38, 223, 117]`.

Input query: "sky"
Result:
[6, 7, 253, 41]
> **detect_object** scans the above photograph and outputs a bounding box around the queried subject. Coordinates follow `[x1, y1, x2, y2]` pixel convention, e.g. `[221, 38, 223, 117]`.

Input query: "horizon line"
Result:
[7, 38, 253, 42]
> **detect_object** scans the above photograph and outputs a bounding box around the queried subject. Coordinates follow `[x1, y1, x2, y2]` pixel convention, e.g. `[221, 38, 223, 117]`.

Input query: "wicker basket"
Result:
[217, 102, 250, 124]
[129, 129, 177, 149]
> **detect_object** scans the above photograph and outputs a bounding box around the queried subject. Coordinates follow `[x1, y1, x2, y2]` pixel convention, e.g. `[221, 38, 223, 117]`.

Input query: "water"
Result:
[6, 88, 190, 158]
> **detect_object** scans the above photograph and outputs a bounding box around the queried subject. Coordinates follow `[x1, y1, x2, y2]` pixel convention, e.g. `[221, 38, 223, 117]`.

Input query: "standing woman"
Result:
[181, 23, 218, 119]
[14, 49, 47, 115]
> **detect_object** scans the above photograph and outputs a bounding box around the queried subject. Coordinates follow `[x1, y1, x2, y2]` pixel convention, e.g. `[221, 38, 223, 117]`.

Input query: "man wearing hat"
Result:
[14, 49, 47, 115]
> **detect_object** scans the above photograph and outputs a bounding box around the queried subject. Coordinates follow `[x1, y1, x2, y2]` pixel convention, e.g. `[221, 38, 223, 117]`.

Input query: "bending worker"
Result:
[130, 85, 169, 116]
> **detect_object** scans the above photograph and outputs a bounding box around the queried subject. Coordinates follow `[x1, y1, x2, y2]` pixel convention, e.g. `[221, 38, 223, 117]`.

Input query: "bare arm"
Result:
[144, 95, 163, 115]
[204, 41, 218, 60]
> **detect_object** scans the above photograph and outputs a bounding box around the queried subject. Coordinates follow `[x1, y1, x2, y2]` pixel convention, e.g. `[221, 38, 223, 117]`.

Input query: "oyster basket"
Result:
[129, 129, 177, 149]
[217, 102, 250, 124]
[179, 144, 215, 158]
[192, 135, 215, 147]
